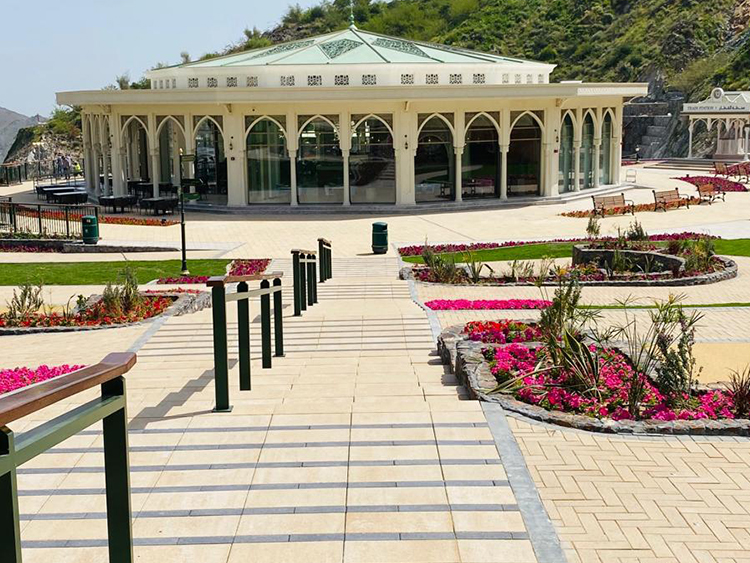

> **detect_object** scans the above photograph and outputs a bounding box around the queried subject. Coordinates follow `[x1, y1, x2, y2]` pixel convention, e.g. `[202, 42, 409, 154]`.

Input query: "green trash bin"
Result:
[82, 215, 99, 245]
[372, 222, 388, 254]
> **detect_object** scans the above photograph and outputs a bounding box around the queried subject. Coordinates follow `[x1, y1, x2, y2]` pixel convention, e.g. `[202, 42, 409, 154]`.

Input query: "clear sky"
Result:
[1, 0, 322, 117]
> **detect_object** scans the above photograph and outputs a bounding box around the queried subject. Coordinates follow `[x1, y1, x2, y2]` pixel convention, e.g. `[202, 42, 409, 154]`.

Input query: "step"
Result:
[653, 116, 672, 127]
[646, 125, 667, 136]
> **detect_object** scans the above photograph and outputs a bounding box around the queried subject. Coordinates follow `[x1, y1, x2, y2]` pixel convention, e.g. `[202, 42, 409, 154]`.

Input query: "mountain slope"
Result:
[0, 107, 40, 162]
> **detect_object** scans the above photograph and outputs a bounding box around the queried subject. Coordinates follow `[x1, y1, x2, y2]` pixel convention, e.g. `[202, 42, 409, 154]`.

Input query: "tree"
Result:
[180, 51, 191, 64]
[115, 73, 131, 90]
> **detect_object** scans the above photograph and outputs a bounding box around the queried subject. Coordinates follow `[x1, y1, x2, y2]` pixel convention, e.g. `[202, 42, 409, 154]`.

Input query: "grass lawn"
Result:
[402, 238, 750, 264]
[0, 259, 231, 286]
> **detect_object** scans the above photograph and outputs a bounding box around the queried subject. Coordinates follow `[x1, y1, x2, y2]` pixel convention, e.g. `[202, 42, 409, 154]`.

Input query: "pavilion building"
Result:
[683, 88, 750, 160]
[57, 26, 647, 208]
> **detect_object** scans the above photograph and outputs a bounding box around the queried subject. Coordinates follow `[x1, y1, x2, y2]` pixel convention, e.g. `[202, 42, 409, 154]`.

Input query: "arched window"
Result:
[600, 113, 613, 185]
[247, 119, 291, 204]
[559, 114, 575, 193]
[194, 119, 227, 204]
[350, 117, 395, 204]
[297, 118, 344, 204]
[158, 119, 186, 190]
[463, 115, 499, 199]
[416, 117, 454, 203]
[122, 118, 150, 195]
[581, 113, 595, 189]
[508, 114, 542, 197]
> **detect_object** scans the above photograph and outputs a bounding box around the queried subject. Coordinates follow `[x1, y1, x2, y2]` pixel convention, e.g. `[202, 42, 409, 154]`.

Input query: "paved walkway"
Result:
[11, 258, 554, 563]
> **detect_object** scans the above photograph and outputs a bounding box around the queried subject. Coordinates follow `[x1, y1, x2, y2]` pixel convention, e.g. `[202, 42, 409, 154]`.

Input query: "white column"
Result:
[454, 147, 464, 202]
[688, 120, 694, 159]
[573, 142, 581, 192]
[111, 114, 125, 195]
[224, 111, 246, 206]
[593, 139, 601, 190]
[92, 144, 101, 195]
[171, 126, 182, 186]
[184, 114, 195, 179]
[342, 150, 351, 206]
[499, 144, 508, 200]
[614, 105, 623, 182]
[544, 142, 559, 197]
[150, 150, 160, 197]
[289, 150, 298, 206]
[396, 109, 416, 206]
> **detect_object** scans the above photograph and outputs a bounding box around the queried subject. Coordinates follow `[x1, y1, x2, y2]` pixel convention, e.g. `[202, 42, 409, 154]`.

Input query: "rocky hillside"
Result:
[3, 106, 81, 166]
[0, 107, 42, 162]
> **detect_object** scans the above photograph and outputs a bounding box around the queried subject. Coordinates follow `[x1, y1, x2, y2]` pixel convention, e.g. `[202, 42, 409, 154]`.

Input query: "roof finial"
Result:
[349, 0, 356, 28]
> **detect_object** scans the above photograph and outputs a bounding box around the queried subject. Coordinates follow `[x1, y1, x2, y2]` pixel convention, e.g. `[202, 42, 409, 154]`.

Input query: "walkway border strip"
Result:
[483, 403, 568, 563]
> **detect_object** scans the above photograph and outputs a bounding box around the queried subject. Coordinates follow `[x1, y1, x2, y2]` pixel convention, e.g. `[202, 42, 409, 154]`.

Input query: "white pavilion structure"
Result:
[57, 25, 647, 208]
[683, 88, 750, 160]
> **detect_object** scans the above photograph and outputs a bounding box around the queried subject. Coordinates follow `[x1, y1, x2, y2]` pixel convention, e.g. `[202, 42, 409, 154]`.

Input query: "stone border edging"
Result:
[437, 324, 750, 436]
[0, 239, 179, 253]
[0, 291, 211, 336]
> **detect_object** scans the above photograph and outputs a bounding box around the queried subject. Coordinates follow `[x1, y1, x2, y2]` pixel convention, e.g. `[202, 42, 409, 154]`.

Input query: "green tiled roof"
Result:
[180, 27, 542, 68]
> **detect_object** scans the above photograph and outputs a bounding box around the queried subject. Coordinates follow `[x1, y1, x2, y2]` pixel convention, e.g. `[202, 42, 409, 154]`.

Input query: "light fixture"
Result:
[404, 135, 409, 151]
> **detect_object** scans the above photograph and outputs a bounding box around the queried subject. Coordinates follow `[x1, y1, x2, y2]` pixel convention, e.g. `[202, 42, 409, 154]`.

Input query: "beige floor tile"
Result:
[346, 511, 454, 533]
[244, 488, 347, 508]
[456, 539, 537, 562]
[228, 540, 344, 563]
[133, 514, 240, 538]
[21, 547, 110, 563]
[440, 465, 507, 481]
[346, 486, 448, 506]
[237, 512, 345, 534]
[251, 465, 347, 484]
[134, 545, 231, 563]
[446, 486, 517, 506]
[347, 464, 444, 483]
[343, 539, 460, 563]
[451, 511, 527, 533]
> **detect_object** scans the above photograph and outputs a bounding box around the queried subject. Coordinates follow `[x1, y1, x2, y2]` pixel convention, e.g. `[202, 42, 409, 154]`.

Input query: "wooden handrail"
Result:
[318, 238, 331, 246]
[206, 271, 284, 287]
[0, 352, 137, 426]
[291, 249, 317, 255]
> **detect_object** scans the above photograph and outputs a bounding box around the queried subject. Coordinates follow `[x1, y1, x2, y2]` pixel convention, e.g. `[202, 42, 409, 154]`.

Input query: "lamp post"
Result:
[179, 153, 195, 275]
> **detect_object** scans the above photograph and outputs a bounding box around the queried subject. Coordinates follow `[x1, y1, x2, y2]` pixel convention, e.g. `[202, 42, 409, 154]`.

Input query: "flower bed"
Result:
[399, 233, 715, 257]
[12, 206, 179, 227]
[483, 343, 734, 421]
[676, 176, 748, 192]
[1, 364, 85, 395]
[0, 295, 173, 329]
[0, 244, 56, 253]
[464, 320, 543, 344]
[425, 299, 552, 311]
[156, 258, 271, 284]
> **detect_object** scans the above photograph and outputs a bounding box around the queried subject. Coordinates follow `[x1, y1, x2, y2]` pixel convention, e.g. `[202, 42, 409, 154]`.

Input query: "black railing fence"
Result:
[0, 201, 98, 239]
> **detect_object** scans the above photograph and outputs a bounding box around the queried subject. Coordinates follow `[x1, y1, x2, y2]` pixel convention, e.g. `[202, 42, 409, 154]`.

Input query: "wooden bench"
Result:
[714, 162, 730, 177]
[652, 188, 690, 212]
[697, 184, 726, 205]
[592, 193, 635, 216]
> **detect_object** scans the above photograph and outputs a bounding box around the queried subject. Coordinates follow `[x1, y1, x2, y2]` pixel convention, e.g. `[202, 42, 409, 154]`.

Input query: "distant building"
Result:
[58, 26, 647, 208]
[683, 88, 750, 160]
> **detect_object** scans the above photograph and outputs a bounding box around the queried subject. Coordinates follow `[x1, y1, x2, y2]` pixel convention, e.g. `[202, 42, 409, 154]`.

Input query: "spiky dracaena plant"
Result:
[727, 366, 750, 419]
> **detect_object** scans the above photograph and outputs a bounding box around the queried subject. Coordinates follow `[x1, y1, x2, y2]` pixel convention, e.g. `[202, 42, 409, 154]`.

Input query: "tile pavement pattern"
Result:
[10, 258, 543, 563]
[510, 416, 750, 563]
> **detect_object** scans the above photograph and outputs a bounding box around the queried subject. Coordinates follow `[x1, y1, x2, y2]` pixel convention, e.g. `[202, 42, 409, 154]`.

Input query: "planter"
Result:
[437, 325, 750, 436]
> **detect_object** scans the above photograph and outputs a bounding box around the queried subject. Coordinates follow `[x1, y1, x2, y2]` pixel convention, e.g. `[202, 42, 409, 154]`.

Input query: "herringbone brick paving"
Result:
[509, 417, 750, 563]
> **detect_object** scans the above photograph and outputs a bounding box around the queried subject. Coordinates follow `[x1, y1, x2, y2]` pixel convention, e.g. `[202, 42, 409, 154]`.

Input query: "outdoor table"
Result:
[159, 183, 178, 197]
[134, 183, 155, 199]
[140, 197, 178, 215]
[99, 195, 137, 213]
[49, 191, 88, 204]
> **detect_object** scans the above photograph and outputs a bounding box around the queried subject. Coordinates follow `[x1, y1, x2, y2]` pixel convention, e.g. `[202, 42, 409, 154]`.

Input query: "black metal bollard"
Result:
[237, 281, 251, 391]
[260, 280, 272, 369]
[292, 250, 302, 317]
[273, 277, 284, 357]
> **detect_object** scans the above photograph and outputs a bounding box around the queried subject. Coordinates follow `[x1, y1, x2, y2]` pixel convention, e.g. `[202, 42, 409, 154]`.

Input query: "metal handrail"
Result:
[291, 250, 318, 316]
[0, 352, 137, 563]
[318, 238, 332, 283]
[207, 273, 285, 412]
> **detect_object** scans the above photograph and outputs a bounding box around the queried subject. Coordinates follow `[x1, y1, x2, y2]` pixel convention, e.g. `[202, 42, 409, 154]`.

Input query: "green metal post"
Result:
[299, 254, 307, 312]
[211, 284, 232, 412]
[319, 239, 325, 283]
[237, 281, 251, 391]
[260, 280, 272, 369]
[0, 427, 22, 563]
[101, 377, 134, 563]
[273, 278, 284, 357]
[306, 254, 315, 307]
[37, 204, 43, 235]
[292, 251, 302, 316]
[311, 258, 318, 304]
